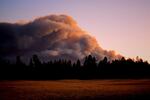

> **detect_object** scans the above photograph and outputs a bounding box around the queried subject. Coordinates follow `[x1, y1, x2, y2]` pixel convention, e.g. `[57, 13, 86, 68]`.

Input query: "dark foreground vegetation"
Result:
[1, 80, 150, 100]
[0, 55, 150, 79]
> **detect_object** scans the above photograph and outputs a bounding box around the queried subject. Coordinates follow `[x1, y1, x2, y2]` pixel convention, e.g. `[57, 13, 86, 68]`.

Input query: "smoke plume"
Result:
[0, 14, 122, 61]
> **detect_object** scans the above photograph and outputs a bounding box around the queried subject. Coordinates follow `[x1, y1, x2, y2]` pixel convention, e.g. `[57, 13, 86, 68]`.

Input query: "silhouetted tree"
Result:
[84, 55, 97, 67]
[32, 54, 41, 67]
[16, 56, 24, 65]
[76, 59, 81, 67]
[29, 58, 33, 67]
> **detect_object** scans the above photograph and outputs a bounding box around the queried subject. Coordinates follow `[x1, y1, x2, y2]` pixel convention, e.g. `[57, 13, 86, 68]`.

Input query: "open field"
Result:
[0, 80, 150, 100]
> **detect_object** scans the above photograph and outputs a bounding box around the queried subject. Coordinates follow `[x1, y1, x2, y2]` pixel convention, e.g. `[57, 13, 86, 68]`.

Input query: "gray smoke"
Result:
[0, 14, 122, 61]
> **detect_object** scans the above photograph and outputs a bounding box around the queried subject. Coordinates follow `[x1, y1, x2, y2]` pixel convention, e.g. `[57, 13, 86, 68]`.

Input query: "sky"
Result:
[0, 0, 150, 62]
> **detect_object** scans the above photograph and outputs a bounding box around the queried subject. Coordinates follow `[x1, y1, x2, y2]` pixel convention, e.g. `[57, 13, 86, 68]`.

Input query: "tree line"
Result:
[0, 55, 150, 80]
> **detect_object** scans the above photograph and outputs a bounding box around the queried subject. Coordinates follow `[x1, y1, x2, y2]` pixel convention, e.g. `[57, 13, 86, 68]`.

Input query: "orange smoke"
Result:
[0, 14, 122, 61]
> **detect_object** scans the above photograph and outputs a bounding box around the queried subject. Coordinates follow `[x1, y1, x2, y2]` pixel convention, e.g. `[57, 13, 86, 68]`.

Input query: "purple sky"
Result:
[0, 0, 150, 62]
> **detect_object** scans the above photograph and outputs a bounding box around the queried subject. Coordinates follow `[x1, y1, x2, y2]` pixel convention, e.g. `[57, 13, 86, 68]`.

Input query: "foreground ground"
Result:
[0, 80, 150, 100]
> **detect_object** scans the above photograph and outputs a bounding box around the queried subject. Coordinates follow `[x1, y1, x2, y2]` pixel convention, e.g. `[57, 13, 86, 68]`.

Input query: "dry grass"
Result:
[0, 80, 150, 100]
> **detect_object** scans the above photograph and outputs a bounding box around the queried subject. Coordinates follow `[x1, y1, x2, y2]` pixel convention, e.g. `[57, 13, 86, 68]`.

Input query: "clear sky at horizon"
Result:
[0, 0, 150, 62]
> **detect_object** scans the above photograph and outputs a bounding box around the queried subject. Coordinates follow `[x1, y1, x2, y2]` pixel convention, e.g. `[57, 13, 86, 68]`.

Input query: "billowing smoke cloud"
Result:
[0, 14, 122, 61]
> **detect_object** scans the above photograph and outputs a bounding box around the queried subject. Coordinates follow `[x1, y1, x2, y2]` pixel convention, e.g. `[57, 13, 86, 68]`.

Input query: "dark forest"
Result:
[0, 55, 150, 80]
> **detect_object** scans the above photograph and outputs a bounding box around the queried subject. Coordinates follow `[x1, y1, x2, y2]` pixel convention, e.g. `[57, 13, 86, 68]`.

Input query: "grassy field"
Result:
[0, 80, 150, 100]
